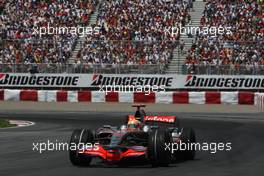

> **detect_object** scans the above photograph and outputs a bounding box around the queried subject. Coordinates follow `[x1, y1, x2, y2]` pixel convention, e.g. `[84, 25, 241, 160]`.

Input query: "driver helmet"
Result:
[127, 119, 141, 131]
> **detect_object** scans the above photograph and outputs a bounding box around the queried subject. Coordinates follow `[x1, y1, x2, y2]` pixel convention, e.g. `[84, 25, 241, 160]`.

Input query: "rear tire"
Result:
[181, 128, 196, 160]
[147, 129, 172, 167]
[69, 129, 94, 166]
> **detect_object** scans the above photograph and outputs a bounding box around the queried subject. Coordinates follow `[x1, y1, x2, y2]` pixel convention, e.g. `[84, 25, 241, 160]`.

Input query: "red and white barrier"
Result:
[255, 93, 264, 111]
[0, 89, 258, 105]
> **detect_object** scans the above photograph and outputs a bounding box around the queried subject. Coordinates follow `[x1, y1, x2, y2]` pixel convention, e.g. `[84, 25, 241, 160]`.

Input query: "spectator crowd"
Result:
[0, 0, 97, 65]
[1, 0, 262, 75]
[76, 0, 192, 66]
[0, 0, 193, 67]
[185, 0, 264, 74]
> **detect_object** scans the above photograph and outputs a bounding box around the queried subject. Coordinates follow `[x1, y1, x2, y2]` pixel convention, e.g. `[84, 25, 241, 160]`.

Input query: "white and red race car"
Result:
[69, 105, 196, 167]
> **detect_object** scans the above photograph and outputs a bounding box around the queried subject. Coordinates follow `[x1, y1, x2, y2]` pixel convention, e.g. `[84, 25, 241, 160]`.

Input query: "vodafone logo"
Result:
[144, 116, 176, 123]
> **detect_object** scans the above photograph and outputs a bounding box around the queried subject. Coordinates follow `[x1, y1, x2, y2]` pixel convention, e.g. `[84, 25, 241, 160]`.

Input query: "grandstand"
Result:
[0, 0, 263, 75]
[0, 0, 97, 64]
[183, 0, 264, 75]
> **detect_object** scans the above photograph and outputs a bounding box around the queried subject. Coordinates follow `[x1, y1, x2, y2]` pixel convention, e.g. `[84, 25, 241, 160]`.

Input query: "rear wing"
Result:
[144, 116, 176, 123]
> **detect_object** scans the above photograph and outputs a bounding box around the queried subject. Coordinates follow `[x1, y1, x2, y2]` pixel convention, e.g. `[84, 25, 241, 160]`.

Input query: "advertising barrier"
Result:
[1, 73, 264, 90]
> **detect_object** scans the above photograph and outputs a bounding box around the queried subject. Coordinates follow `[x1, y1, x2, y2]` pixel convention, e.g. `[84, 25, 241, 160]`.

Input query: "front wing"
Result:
[81, 145, 146, 162]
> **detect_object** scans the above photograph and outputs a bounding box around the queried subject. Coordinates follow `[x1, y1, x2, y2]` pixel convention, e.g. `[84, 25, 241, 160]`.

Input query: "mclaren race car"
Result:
[69, 105, 196, 167]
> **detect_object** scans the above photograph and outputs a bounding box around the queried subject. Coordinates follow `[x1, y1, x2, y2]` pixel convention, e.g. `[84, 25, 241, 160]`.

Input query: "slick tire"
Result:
[69, 129, 94, 166]
[147, 129, 172, 167]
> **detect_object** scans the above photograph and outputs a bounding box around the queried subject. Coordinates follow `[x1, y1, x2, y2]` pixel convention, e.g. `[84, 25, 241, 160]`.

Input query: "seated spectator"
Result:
[185, 0, 264, 74]
[77, 0, 192, 65]
[0, 0, 97, 65]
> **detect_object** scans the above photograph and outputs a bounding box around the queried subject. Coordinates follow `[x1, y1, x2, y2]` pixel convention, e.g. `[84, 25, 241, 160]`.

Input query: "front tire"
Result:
[69, 129, 94, 166]
[147, 129, 172, 167]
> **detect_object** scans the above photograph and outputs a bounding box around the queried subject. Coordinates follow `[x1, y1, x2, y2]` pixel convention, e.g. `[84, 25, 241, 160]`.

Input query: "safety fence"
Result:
[182, 65, 264, 75]
[0, 63, 166, 74]
[1, 63, 264, 75]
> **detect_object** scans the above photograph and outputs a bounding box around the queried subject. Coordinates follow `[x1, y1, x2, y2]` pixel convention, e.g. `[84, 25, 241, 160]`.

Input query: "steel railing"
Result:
[181, 64, 264, 75]
[0, 63, 167, 74]
[0, 63, 264, 75]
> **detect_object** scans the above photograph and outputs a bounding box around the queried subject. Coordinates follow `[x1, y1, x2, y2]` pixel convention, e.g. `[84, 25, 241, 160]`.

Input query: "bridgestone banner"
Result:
[184, 75, 264, 89]
[0, 73, 82, 87]
[0, 73, 264, 90]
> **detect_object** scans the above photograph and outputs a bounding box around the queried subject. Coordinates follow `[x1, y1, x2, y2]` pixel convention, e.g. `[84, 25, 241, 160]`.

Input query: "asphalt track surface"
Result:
[0, 110, 264, 176]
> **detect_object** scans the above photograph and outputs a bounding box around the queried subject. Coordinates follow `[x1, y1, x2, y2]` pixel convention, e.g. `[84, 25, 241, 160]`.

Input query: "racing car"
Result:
[69, 105, 196, 167]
